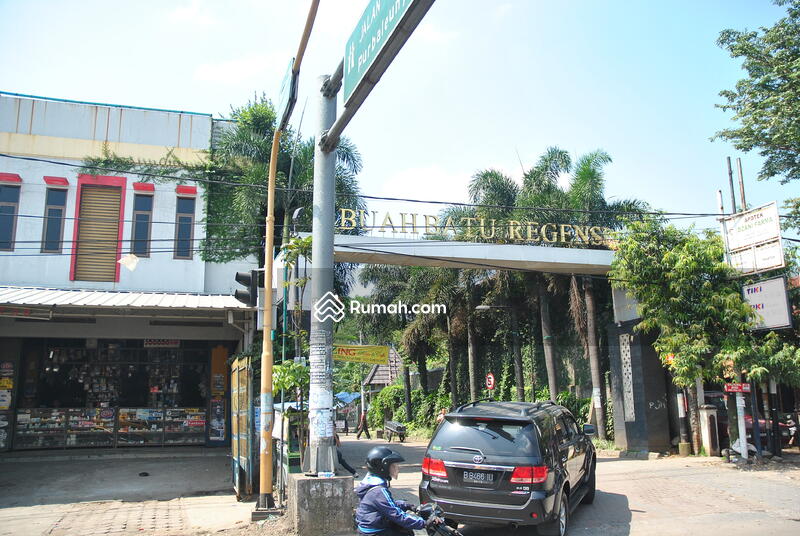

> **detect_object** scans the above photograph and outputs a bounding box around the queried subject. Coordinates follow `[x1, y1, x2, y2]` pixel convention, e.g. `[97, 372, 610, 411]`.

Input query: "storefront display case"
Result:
[117, 408, 164, 447]
[66, 408, 116, 448]
[164, 408, 206, 445]
[14, 408, 67, 450]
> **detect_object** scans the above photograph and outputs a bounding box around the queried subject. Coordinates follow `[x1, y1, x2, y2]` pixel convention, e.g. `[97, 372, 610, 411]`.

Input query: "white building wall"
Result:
[0, 94, 260, 295]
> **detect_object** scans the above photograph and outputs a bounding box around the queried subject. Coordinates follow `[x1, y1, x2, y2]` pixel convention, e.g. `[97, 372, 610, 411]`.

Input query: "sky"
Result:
[0, 0, 796, 239]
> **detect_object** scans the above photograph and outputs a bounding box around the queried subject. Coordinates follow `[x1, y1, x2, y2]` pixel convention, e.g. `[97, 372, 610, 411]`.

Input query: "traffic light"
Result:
[234, 270, 258, 307]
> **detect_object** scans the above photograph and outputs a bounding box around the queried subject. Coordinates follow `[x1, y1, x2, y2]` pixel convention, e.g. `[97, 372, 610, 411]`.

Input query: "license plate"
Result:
[463, 470, 494, 485]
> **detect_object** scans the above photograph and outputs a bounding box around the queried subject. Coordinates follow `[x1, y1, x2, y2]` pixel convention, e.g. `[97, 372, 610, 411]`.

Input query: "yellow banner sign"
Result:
[333, 345, 389, 365]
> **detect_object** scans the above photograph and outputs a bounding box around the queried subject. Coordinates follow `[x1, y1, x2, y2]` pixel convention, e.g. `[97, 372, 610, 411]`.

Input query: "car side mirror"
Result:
[582, 424, 596, 436]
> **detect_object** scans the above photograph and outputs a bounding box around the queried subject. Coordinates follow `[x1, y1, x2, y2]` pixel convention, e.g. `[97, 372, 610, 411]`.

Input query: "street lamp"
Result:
[475, 304, 524, 402]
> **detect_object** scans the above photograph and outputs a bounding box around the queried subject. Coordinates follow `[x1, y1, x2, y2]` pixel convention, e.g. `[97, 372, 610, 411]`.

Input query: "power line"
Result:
[5, 152, 787, 221]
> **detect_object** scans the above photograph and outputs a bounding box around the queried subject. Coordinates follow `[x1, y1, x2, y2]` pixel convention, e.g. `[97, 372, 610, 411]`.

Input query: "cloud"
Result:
[494, 3, 513, 21]
[367, 164, 471, 214]
[193, 53, 284, 85]
[415, 22, 459, 45]
[169, 1, 214, 27]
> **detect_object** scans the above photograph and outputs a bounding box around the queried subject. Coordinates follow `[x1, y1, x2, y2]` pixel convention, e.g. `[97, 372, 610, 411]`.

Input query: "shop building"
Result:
[0, 93, 260, 451]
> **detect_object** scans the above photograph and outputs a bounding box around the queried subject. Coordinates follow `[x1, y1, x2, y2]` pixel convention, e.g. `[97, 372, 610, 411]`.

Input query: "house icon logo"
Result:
[313, 291, 345, 323]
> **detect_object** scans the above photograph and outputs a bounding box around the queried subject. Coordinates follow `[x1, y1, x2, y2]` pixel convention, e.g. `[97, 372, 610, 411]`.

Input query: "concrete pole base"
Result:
[678, 442, 691, 457]
[287, 473, 356, 536]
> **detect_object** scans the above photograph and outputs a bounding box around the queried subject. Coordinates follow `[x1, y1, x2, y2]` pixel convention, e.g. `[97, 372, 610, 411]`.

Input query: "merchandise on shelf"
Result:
[14, 408, 67, 449]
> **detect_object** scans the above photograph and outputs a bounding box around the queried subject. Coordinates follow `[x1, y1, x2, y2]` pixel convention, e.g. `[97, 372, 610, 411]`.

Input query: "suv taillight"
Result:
[510, 466, 548, 484]
[422, 457, 447, 478]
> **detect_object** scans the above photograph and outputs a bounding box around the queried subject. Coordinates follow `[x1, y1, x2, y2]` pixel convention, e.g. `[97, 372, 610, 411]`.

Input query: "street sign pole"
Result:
[306, 74, 338, 476]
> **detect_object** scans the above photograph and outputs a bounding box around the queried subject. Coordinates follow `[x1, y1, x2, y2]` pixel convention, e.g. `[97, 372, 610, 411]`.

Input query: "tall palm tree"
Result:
[520, 146, 647, 435]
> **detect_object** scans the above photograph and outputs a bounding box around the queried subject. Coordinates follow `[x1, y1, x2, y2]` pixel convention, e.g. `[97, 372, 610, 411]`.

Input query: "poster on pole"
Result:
[742, 276, 792, 330]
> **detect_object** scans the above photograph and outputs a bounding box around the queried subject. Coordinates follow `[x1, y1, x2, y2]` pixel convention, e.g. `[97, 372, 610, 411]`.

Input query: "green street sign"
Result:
[343, 0, 416, 106]
[277, 57, 298, 131]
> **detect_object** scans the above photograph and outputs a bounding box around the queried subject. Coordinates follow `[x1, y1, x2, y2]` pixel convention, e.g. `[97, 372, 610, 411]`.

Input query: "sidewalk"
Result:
[0, 445, 228, 463]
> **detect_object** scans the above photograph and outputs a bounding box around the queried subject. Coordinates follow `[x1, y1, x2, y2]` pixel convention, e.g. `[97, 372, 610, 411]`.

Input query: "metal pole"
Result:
[306, 73, 338, 476]
[677, 390, 690, 456]
[769, 378, 782, 456]
[258, 129, 281, 509]
[726, 157, 737, 213]
[736, 158, 747, 211]
[750, 388, 763, 456]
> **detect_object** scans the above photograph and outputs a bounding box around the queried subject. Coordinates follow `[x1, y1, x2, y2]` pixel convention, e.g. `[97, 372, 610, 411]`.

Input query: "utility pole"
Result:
[727, 157, 737, 214]
[306, 73, 338, 476]
[716, 189, 748, 461]
[736, 157, 747, 210]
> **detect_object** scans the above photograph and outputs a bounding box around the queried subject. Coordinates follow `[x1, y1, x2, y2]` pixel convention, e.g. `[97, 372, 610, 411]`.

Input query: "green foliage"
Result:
[715, 1, 800, 185]
[610, 217, 800, 387]
[367, 384, 405, 429]
[715, 0, 800, 232]
[555, 391, 592, 426]
[272, 361, 309, 393]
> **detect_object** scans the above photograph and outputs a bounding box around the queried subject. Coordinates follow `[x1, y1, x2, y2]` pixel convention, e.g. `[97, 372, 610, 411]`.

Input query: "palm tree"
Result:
[520, 146, 647, 436]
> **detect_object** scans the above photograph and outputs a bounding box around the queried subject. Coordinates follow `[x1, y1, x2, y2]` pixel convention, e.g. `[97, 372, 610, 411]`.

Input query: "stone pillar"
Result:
[607, 321, 671, 453]
[286, 473, 356, 536]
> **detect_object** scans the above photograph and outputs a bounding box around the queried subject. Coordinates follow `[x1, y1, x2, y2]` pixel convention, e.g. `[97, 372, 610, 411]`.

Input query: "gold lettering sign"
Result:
[337, 209, 614, 246]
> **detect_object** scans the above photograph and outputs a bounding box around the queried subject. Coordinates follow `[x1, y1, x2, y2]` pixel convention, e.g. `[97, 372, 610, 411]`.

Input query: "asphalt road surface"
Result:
[337, 434, 800, 536]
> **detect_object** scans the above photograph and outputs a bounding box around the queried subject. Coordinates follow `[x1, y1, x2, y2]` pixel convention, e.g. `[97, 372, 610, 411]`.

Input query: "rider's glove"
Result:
[425, 516, 441, 528]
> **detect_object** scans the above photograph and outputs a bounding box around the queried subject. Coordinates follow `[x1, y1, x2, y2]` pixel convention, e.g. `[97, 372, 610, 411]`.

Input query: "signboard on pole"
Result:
[742, 276, 793, 330]
[276, 58, 298, 131]
[332, 345, 389, 365]
[721, 202, 785, 274]
[724, 383, 751, 393]
[485, 373, 495, 390]
[343, 0, 435, 107]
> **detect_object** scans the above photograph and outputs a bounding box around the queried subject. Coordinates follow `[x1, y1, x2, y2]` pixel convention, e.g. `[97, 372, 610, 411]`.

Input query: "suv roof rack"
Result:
[518, 400, 557, 416]
[455, 398, 494, 412]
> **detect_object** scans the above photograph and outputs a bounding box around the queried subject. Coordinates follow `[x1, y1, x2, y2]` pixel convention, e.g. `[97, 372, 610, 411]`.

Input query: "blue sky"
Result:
[0, 0, 795, 237]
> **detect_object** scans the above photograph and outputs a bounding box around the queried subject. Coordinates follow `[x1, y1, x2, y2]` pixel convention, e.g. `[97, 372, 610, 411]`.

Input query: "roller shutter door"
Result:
[74, 185, 122, 282]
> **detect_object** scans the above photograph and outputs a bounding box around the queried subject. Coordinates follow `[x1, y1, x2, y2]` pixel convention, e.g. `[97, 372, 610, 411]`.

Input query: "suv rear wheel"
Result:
[538, 492, 568, 536]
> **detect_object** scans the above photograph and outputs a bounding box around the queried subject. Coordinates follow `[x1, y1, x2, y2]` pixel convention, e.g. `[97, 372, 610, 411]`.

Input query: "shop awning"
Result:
[0, 286, 252, 312]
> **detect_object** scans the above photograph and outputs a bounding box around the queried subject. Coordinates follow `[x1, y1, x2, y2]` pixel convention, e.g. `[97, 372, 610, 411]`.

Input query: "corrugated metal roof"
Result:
[0, 286, 251, 310]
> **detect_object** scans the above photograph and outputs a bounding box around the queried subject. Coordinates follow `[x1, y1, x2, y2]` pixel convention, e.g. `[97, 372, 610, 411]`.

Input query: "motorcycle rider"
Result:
[355, 446, 439, 535]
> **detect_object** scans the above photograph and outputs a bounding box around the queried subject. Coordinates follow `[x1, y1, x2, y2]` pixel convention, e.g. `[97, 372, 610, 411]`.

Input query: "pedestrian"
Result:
[335, 433, 359, 478]
[436, 408, 447, 425]
[356, 410, 371, 440]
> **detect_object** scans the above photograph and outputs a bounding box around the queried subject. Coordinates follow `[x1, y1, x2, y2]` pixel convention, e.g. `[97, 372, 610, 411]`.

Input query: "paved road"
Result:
[338, 435, 800, 536]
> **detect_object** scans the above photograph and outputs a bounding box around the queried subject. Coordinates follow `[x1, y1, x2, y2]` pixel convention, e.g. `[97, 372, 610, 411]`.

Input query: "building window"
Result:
[0, 184, 20, 251]
[41, 188, 67, 253]
[174, 197, 195, 259]
[131, 194, 153, 257]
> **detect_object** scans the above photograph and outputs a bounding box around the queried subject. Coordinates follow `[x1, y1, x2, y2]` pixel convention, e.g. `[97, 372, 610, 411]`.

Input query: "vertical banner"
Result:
[209, 346, 228, 443]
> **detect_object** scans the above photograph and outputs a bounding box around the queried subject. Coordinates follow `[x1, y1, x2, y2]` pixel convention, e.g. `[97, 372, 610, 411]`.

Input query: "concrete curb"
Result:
[596, 449, 666, 460]
[0, 450, 229, 463]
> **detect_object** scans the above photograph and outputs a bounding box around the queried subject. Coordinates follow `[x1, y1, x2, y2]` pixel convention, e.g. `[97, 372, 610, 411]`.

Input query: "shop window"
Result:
[41, 188, 67, 253]
[131, 193, 153, 257]
[174, 196, 195, 259]
[0, 184, 20, 251]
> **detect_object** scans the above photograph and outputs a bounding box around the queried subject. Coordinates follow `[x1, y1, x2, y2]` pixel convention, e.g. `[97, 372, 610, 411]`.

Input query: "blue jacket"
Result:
[355, 474, 425, 533]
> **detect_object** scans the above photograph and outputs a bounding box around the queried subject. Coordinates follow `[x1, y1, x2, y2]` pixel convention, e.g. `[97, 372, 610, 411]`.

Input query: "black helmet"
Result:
[365, 446, 404, 480]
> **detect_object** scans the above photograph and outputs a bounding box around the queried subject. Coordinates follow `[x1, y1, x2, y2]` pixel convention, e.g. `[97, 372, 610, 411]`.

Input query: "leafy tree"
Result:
[715, 0, 800, 230]
[609, 217, 800, 449]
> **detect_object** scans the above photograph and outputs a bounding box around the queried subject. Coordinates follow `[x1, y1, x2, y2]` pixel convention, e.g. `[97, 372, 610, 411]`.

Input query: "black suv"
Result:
[419, 400, 596, 536]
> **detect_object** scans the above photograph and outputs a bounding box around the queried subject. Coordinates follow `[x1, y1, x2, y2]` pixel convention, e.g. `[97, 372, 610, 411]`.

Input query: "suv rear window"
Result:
[431, 418, 541, 457]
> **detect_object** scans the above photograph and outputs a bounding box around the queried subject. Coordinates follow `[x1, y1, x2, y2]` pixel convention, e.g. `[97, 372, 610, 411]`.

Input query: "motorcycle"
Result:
[417, 502, 464, 536]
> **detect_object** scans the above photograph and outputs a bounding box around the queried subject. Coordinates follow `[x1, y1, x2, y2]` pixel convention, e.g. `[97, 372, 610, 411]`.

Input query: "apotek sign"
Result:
[724, 383, 751, 393]
[722, 202, 785, 274]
